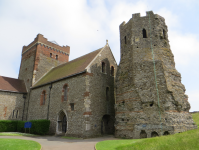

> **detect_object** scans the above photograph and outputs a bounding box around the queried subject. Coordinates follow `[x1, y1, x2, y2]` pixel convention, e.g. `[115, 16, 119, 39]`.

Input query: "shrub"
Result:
[29, 119, 50, 135]
[17, 120, 26, 132]
[0, 120, 18, 132]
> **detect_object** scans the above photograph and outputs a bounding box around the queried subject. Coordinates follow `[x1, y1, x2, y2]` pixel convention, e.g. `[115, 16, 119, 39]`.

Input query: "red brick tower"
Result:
[18, 34, 70, 91]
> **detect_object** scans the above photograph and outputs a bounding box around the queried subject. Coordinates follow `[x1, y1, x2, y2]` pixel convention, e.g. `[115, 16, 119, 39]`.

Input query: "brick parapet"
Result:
[22, 34, 70, 55]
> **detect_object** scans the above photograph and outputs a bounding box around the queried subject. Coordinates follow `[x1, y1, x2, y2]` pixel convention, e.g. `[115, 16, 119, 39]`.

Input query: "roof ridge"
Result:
[51, 47, 102, 71]
[0, 75, 24, 81]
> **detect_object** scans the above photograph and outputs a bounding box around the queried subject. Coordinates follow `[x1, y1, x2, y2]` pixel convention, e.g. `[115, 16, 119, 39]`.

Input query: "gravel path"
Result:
[0, 135, 117, 150]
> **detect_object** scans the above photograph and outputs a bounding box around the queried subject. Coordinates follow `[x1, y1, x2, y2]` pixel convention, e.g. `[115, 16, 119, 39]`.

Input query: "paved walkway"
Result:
[0, 135, 117, 150]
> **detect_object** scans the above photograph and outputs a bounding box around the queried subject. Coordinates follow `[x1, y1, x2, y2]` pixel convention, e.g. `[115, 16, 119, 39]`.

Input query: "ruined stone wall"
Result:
[0, 91, 25, 120]
[82, 45, 117, 137]
[28, 74, 86, 137]
[115, 11, 197, 139]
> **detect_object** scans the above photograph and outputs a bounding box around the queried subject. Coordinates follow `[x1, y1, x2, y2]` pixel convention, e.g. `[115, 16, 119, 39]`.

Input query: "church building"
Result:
[0, 11, 197, 139]
[0, 34, 117, 138]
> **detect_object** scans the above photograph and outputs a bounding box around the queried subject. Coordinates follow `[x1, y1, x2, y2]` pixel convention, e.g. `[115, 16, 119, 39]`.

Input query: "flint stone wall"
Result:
[0, 91, 25, 120]
[115, 11, 197, 139]
[27, 45, 117, 138]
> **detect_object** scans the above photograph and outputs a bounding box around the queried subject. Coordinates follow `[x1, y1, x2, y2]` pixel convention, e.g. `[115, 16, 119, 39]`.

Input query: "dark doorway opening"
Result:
[151, 131, 159, 137]
[163, 131, 170, 135]
[140, 130, 147, 138]
[58, 110, 67, 133]
[101, 115, 114, 135]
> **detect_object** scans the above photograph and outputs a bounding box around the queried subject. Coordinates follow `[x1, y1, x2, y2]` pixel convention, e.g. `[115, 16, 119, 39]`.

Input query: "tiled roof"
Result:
[0, 76, 27, 93]
[33, 48, 102, 87]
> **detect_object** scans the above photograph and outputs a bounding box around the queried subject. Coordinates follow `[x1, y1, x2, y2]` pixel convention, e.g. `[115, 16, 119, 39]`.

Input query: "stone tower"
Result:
[18, 34, 70, 91]
[115, 11, 197, 139]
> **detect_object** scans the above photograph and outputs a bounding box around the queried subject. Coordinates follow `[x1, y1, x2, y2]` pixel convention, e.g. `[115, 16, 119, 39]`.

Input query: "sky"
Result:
[0, 0, 198, 112]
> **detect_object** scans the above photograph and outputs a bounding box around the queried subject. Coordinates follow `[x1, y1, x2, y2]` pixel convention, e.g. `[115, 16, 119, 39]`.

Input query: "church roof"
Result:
[33, 48, 102, 88]
[0, 76, 27, 93]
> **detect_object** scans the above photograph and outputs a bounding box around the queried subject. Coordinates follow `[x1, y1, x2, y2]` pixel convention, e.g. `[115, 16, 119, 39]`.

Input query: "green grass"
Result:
[96, 113, 199, 150]
[0, 138, 41, 150]
[0, 132, 37, 136]
[62, 136, 82, 139]
[96, 139, 140, 150]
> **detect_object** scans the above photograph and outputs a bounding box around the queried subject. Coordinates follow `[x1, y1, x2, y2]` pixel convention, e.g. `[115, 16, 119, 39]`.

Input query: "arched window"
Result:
[106, 87, 109, 101]
[142, 29, 147, 38]
[64, 86, 67, 101]
[40, 90, 46, 105]
[102, 62, 106, 73]
[16, 110, 18, 118]
[62, 84, 68, 102]
[111, 66, 114, 76]
[12, 110, 15, 118]
[163, 29, 166, 39]
[124, 36, 127, 44]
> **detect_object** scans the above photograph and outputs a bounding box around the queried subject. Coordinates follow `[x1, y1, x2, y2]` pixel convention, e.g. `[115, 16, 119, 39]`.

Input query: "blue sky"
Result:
[0, 0, 199, 111]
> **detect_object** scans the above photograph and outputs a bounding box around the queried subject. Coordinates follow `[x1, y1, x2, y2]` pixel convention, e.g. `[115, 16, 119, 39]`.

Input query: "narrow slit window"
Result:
[124, 36, 127, 44]
[106, 87, 109, 101]
[111, 66, 114, 76]
[70, 103, 74, 111]
[64, 86, 67, 101]
[143, 29, 147, 38]
[16, 110, 18, 118]
[56, 55, 58, 60]
[12, 110, 15, 118]
[102, 62, 106, 73]
[163, 29, 166, 39]
[43, 91, 46, 105]
[50, 53, 52, 58]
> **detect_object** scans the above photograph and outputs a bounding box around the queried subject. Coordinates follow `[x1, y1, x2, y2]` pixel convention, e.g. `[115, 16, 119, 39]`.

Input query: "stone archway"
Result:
[56, 110, 67, 134]
[140, 130, 147, 138]
[163, 131, 170, 135]
[151, 131, 159, 137]
[101, 115, 114, 135]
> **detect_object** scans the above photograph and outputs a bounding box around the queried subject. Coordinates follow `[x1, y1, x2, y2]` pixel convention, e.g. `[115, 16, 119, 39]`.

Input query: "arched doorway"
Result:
[151, 131, 159, 137]
[163, 131, 170, 135]
[140, 130, 147, 138]
[101, 115, 114, 135]
[57, 110, 67, 133]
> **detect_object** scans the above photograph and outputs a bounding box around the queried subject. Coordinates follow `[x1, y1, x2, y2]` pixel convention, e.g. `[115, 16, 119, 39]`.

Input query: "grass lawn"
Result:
[0, 132, 37, 137]
[96, 113, 199, 150]
[0, 139, 41, 150]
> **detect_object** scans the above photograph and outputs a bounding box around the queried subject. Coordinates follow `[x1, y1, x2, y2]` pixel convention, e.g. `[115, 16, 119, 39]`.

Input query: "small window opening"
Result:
[142, 29, 147, 38]
[124, 36, 127, 44]
[111, 66, 114, 76]
[122, 118, 124, 121]
[12, 110, 15, 118]
[16, 110, 18, 118]
[163, 29, 166, 39]
[102, 62, 106, 73]
[50, 53, 52, 58]
[106, 87, 109, 101]
[70, 103, 74, 111]
[64, 86, 67, 101]
[56, 55, 58, 60]
[127, 119, 129, 122]
[122, 101, 125, 105]
[150, 103, 153, 107]
[137, 46, 139, 48]
[43, 91, 46, 105]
